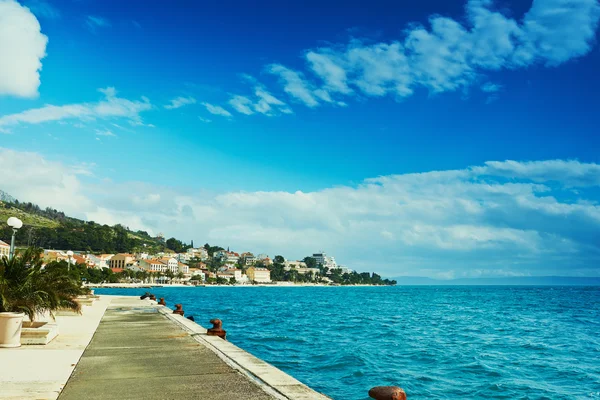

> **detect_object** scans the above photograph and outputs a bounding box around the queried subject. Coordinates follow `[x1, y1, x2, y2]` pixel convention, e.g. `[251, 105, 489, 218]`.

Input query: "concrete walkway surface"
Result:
[59, 296, 330, 400]
[1, 296, 329, 400]
[0, 296, 112, 400]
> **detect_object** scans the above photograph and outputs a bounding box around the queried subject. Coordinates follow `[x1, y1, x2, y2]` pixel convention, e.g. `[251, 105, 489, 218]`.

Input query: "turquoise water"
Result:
[95, 286, 600, 399]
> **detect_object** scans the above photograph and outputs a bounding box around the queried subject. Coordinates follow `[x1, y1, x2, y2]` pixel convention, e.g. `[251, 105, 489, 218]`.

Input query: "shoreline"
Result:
[86, 282, 389, 288]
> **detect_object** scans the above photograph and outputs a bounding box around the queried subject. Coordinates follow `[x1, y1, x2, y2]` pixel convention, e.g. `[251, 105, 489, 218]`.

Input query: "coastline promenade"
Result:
[1, 296, 330, 400]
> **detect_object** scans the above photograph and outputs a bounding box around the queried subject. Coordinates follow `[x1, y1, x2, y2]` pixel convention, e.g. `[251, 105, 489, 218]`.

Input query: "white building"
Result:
[0, 240, 9, 259]
[178, 262, 189, 274]
[312, 252, 338, 269]
[177, 253, 191, 263]
[187, 247, 208, 260]
[160, 257, 179, 273]
[140, 259, 165, 272]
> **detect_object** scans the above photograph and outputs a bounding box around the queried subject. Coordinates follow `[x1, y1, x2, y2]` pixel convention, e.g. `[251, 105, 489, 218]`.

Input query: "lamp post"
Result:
[66, 250, 74, 271]
[6, 217, 23, 260]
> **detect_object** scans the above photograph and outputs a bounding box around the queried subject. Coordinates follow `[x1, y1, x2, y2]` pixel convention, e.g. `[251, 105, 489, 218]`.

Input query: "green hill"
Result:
[0, 192, 166, 253]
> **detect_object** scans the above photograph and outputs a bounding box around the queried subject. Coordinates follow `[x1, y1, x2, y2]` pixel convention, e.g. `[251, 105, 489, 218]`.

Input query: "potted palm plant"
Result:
[0, 248, 83, 347]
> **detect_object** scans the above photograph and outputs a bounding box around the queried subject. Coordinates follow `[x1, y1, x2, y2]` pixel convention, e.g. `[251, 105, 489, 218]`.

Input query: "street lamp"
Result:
[7, 217, 23, 260]
[66, 250, 74, 271]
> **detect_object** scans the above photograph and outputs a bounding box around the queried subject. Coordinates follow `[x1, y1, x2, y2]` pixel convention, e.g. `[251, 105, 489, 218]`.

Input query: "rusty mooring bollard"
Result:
[173, 304, 184, 316]
[158, 297, 166, 305]
[149, 294, 156, 301]
[368, 386, 407, 400]
[207, 318, 227, 339]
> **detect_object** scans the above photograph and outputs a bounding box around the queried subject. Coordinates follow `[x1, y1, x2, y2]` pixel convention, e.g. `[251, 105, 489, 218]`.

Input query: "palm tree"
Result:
[176, 272, 185, 283]
[165, 270, 175, 284]
[0, 248, 82, 321]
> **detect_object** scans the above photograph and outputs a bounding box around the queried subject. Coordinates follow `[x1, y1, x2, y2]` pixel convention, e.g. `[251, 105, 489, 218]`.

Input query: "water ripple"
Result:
[96, 286, 600, 400]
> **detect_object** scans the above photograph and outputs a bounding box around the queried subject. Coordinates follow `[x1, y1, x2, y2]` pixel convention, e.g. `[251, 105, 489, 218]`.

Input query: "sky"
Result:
[0, 0, 599, 278]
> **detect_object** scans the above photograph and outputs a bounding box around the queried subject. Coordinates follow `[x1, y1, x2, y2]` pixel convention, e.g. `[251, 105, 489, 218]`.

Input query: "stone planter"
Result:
[21, 321, 59, 345]
[0, 312, 25, 348]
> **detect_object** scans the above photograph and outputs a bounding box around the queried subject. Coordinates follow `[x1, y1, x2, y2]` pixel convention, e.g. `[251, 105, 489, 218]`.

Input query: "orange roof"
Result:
[0, 240, 9, 247]
[111, 268, 124, 273]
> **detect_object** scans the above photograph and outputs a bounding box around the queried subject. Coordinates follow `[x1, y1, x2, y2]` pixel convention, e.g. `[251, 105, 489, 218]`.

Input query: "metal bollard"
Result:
[149, 294, 156, 301]
[158, 297, 166, 306]
[207, 319, 227, 340]
[173, 304, 184, 316]
[368, 386, 407, 400]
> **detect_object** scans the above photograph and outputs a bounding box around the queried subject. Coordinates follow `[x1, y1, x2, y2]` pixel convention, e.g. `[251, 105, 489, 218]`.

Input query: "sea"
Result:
[94, 286, 600, 399]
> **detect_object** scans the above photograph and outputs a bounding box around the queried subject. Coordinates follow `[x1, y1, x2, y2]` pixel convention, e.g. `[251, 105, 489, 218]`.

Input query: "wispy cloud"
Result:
[254, 0, 600, 111]
[0, 0, 48, 98]
[95, 129, 116, 137]
[198, 116, 212, 123]
[0, 87, 152, 128]
[299, 0, 600, 103]
[201, 103, 232, 117]
[1, 149, 599, 277]
[228, 95, 254, 115]
[228, 85, 292, 116]
[190, 0, 600, 117]
[481, 82, 502, 93]
[267, 64, 321, 107]
[164, 96, 197, 110]
[85, 15, 110, 32]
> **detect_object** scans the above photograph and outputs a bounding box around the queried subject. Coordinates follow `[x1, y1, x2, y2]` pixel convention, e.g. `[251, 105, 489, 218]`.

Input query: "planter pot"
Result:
[0, 312, 25, 348]
[21, 321, 59, 345]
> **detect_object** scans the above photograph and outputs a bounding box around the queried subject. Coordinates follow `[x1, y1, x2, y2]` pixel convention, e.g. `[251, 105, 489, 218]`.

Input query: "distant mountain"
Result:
[392, 276, 600, 286]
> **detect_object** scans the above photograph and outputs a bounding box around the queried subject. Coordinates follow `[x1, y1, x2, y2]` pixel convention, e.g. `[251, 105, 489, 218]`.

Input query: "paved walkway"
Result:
[58, 297, 276, 400]
[0, 297, 112, 400]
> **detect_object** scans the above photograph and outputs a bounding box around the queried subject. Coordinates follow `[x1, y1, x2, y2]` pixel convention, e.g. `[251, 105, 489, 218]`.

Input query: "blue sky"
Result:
[1, 0, 599, 278]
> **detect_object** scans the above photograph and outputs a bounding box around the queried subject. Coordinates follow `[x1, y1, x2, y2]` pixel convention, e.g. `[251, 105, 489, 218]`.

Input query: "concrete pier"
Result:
[54, 296, 329, 400]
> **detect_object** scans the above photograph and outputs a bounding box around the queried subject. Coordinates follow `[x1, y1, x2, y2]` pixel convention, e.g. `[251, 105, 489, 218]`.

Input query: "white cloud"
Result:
[164, 96, 197, 110]
[95, 129, 116, 137]
[198, 116, 212, 123]
[474, 159, 600, 187]
[267, 64, 321, 107]
[228, 95, 254, 115]
[518, 0, 600, 66]
[0, 87, 152, 127]
[201, 103, 232, 117]
[290, 0, 600, 105]
[1, 148, 599, 278]
[86, 15, 110, 32]
[228, 86, 292, 116]
[0, 0, 48, 98]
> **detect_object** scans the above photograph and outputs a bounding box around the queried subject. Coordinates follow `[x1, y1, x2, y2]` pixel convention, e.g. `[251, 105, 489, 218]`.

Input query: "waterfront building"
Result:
[0, 240, 9, 258]
[240, 252, 256, 265]
[246, 266, 271, 282]
[87, 254, 113, 269]
[140, 259, 164, 272]
[284, 266, 320, 275]
[178, 262, 189, 274]
[177, 252, 191, 263]
[312, 252, 338, 269]
[43, 250, 69, 263]
[159, 257, 179, 273]
[109, 254, 136, 270]
[217, 268, 243, 281]
[189, 268, 206, 281]
[187, 247, 209, 260]
[312, 252, 327, 266]
[285, 260, 307, 269]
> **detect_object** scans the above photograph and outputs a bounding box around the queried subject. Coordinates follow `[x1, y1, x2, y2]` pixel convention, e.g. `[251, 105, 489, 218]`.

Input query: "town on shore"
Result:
[0, 240, 396, 286]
